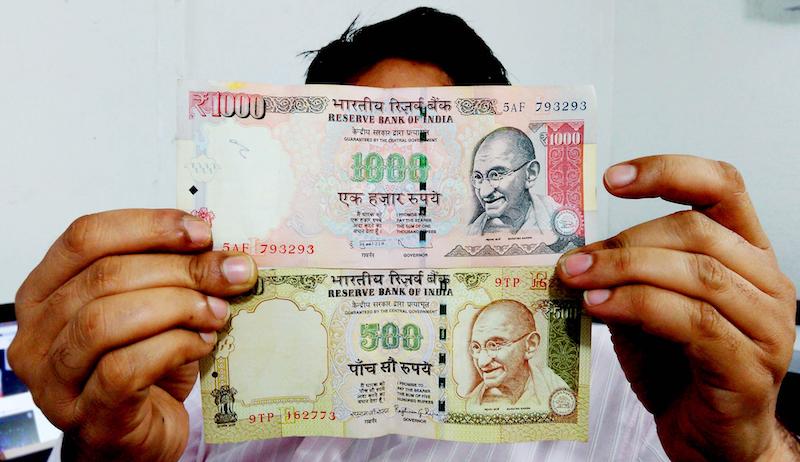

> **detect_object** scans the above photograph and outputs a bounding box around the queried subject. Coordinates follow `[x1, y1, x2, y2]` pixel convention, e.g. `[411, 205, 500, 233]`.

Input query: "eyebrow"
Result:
[476, 336, 510, 343]
[473, 165, 510, 174]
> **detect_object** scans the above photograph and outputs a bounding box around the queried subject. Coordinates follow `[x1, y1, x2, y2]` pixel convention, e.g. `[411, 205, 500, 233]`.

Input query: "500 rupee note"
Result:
[200, 267, 589, 444]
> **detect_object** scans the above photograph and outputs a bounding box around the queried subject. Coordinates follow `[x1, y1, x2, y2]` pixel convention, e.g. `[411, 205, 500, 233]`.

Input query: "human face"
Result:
[472, 141, 533, 221]
[470, 311, 532, 389]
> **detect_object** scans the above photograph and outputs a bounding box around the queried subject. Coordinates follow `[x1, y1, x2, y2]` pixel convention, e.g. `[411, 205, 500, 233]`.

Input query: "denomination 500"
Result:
[351, 153, 429, 183]
[360, 322, 423, 351]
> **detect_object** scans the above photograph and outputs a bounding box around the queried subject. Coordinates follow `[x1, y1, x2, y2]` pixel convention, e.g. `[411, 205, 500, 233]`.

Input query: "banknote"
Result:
[200, 267, 589, 443]
[177, 82, 597, 268]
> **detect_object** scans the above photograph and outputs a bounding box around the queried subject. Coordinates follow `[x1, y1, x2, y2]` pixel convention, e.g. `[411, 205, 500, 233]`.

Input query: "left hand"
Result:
[556, 155, 798, 461]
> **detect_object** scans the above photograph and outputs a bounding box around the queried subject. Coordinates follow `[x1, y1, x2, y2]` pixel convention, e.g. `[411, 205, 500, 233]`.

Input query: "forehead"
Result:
[471, 309, 517, 342]
[350, 58, 453, 88]
[473, 139, 522, 170]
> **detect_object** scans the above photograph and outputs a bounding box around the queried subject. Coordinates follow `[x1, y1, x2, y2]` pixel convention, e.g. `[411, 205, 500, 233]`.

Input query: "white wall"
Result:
[611, 0, 800, 288]
[0, 1, 797, 301]
[0, 1, 179, 300]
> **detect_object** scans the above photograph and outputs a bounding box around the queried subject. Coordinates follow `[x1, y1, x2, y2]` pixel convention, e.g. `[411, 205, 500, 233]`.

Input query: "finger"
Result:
[580, 210, 779, 294]
[583, 285, 775, 391]
[557, 247, 785, 343]
[75, 329, 215, 425]
[68, 386, 191, 461]
[26, 251, 255, 358]
[156, 362, 200, 402]
[603, 155, 771, 250]
[16, 209, 212, 308]
[48, 287, 229, 388]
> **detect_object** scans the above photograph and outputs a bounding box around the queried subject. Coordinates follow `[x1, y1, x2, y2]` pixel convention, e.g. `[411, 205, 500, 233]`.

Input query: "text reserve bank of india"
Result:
[177, 82, 596, 443]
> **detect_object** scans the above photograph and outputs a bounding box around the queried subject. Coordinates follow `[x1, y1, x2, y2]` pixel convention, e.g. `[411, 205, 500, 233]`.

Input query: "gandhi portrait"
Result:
[467, 127, 558, 238]
[466, 299, 569, 411]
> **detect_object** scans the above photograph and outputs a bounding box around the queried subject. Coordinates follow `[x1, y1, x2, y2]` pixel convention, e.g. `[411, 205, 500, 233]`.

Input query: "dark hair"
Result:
[304, 7, 509, 85]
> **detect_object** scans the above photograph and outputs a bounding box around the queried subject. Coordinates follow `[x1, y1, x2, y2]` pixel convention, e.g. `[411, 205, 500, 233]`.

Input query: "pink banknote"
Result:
[177, 82, 596, 268]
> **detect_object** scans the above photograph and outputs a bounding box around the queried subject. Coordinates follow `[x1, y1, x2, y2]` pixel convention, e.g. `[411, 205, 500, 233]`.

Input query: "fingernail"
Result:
[562, 253, 593, 277]
[584, 289, 611, 306]
[605, 164, 637, 188]
[183, 217, 211, 244]
[222, 256, 253, 285]
[200, 331, 217, 344]
[207, 296, 229, 320]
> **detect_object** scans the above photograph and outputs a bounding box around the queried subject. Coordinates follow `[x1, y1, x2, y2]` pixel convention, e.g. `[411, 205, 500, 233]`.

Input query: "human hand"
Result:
[556, 156, 798, 461]
[10, 209, 257, 461]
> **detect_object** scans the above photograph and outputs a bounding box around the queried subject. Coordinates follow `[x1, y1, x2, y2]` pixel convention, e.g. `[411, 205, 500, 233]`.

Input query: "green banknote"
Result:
[200, 267, 589, 443]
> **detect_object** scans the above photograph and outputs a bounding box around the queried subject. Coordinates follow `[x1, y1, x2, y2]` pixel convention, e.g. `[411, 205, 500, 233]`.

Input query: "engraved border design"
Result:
[264, 274, 327, 291]
[444, 412, 553, 425]
[455, 98, 498, 115]
[444, 237, 584, 259]
[453, 272, 490, 289]
[264, 96, 329, 113]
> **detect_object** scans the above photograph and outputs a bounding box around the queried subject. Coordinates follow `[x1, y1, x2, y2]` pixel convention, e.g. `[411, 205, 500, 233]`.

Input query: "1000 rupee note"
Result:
[200, 267, 589, 443]
[177, 83, 597, 268]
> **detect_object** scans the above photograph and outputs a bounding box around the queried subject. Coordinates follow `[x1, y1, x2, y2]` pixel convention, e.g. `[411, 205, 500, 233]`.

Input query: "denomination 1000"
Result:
[351, 153, 429, 183]
[360, 323, 423, 351]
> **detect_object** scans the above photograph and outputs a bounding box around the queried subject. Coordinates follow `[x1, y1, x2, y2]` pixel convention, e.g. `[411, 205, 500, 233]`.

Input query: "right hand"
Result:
[9, 209, 258, 461]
